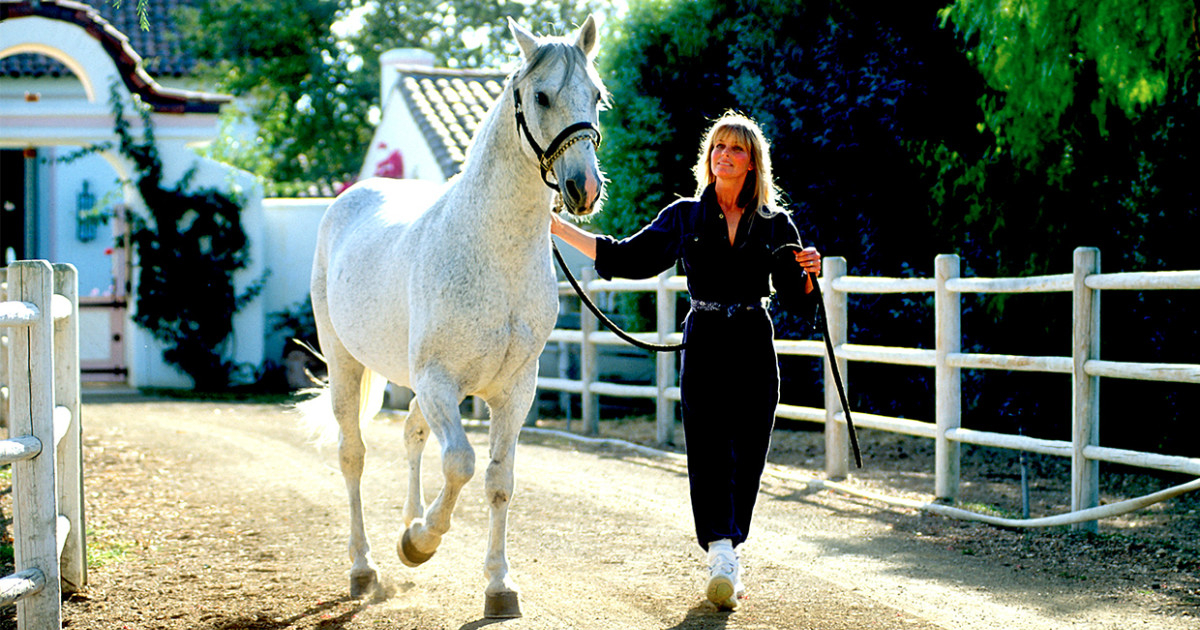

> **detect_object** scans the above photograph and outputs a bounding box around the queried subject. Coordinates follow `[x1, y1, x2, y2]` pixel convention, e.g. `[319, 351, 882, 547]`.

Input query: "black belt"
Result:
[690, 299, 765, 317]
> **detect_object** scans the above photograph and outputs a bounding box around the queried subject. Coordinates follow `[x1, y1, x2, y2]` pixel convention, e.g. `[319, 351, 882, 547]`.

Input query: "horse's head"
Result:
[508, 16, 606, 218]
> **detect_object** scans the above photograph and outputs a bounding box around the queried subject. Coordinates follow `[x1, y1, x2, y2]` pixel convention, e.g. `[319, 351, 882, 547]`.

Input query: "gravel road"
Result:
[37, 398, 1196, 629]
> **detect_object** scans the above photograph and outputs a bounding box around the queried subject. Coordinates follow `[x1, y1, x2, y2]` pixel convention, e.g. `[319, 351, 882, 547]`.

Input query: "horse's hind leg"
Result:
[479, 365, 539, 618]
[324, 340, 384, 599]
[397, 367, 476, 567]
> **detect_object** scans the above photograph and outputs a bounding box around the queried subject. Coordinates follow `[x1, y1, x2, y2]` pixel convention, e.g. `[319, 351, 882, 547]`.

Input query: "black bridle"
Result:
[512, 87, 602, 193]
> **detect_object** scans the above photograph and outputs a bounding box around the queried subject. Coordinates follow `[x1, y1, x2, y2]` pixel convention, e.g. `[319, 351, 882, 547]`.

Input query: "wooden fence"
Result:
[538, 247, 1200, 531]
[0, 261, 86, 628]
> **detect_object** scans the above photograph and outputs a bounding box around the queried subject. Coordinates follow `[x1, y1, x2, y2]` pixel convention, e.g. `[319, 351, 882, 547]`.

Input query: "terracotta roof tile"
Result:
[394, 66, 508, 179]
[0, 0, 196, 78]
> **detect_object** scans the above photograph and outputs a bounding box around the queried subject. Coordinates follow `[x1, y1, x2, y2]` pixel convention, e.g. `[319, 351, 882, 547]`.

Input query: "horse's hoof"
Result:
[484, 591, 522, 618]
[349, 569, 379, 599]
[397, 528, 436, 567]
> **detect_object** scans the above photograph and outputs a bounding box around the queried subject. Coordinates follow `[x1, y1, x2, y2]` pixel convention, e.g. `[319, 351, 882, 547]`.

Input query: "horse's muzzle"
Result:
[560, 172, 602, 216]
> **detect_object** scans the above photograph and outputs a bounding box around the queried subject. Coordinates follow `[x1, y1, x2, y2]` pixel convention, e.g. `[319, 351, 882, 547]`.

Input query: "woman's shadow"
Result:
[663, 602, 733, 630]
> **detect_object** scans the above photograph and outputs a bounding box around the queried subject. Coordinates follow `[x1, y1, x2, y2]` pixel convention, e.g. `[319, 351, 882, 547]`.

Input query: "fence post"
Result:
[935, 254, 962, 502]
[1072, 247, 1101, 532]
[1, 267, 8, 431]
[655, 269, 677, 446]
[823, 257, 849, 480]
[9, 261, 64, 627]
[54, 264, 86, 592]
[580, 268, 599, 436]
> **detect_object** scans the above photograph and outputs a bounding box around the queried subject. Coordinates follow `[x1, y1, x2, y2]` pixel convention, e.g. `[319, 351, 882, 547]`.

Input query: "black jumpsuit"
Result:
[594, 184, 813, 550]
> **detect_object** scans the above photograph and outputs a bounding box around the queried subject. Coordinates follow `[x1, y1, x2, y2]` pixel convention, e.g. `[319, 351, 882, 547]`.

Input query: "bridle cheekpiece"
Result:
[512, 85, 602, 205]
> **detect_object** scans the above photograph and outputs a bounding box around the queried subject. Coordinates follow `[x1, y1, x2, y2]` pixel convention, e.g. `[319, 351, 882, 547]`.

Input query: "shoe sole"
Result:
[706, 575, 736, 609]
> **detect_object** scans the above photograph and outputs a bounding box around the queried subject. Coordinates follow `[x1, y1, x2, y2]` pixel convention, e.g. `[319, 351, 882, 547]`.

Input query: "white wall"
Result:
[37, 147, 124, 297]
[260, 198, 330, 364]
[126, 150, 266, 389]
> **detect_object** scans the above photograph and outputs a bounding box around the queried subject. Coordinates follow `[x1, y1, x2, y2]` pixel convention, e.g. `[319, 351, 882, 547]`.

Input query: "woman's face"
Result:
[709, 132, 754, 182]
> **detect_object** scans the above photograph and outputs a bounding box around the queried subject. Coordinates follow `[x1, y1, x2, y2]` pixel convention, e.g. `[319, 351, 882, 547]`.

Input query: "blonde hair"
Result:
[693, 112, 786, 216]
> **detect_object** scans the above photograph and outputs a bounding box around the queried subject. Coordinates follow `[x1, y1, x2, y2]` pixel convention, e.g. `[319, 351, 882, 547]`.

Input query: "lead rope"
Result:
[552, 241, 686, 352]
[552, 240, 863, 467]
[807, 270, 863, 468]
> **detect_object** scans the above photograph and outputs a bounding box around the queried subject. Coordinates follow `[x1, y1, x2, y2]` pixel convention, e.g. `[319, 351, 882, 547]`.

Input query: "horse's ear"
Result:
[508, 17, 539, 61]
[574, 15, 599, 59]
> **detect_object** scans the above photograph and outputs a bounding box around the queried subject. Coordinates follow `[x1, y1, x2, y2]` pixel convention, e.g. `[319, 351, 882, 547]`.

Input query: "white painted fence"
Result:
[538, 247, 1200, 531]
[0, 261, 86, 628]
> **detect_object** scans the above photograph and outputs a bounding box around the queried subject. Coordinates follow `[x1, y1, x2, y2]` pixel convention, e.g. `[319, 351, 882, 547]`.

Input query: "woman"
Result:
[550, 112, 821, 610]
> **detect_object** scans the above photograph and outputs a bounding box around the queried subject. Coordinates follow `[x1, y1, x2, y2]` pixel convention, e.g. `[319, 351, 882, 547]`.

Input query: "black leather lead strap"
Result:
[554, 237, 862, 467]
[552, 242, 686, 352]
[809, 271, 863, 468]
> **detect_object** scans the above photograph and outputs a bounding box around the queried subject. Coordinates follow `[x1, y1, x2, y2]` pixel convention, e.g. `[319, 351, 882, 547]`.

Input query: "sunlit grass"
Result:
[86, 524, 132, 569]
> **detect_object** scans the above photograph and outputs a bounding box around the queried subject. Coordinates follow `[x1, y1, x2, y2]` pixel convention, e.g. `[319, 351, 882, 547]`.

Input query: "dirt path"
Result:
[24, 398, 1196, 629]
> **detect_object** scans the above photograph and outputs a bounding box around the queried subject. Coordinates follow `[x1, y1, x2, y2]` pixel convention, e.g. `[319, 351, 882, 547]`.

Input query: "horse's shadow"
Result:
[454, 602, 731, 630]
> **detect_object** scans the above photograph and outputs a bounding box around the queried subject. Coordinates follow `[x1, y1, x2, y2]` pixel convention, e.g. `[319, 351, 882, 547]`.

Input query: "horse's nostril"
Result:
[564, 179, 583, 203]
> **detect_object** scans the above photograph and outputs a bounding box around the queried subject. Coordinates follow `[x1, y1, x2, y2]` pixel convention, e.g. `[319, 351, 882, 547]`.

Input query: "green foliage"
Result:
[108, 84, 264, 390]
[939, 0, 1196, 168]
[350, 0, 611, 73]
[175, 0, 370, 185]
[108, 0, 150, 31]
[596, 0, 1198, 454]
[175, 0, 616, 189]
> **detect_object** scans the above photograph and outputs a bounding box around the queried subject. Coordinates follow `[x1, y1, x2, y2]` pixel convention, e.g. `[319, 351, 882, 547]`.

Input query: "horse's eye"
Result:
[535, 92, 550, 107]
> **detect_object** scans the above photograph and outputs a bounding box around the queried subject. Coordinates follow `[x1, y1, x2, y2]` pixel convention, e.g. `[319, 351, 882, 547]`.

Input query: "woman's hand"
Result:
[793, 247, 822, 276]
[549, 212, 599, 260]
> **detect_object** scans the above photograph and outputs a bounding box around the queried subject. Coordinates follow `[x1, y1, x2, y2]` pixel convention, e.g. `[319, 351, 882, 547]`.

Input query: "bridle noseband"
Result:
[512, 86, 602, 196]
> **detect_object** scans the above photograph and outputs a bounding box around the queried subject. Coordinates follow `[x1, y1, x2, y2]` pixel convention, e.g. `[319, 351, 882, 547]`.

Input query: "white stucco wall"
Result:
[125, 150, 266, 389]
[260, 197, 330, 364]
[34, 147, 125, 297]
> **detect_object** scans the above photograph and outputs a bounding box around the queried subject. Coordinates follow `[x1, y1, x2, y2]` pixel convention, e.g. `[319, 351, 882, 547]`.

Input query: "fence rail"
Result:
[538, 246, 1199, 531]
[0, 261, 86, 628]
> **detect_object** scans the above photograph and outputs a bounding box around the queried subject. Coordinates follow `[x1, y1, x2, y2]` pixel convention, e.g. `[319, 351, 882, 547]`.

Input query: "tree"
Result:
[597, 0, 973, 416]
[938, 0, 1196, 168]
[175, 0, 369, 187]
[927, 0, 1200, 452]
[176, 0, 616, 189]
[596, 0, 1198, 453]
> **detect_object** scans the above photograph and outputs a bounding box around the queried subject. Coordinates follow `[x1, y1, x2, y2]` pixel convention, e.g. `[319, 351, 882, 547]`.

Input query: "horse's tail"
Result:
[294, 350, 388, 447]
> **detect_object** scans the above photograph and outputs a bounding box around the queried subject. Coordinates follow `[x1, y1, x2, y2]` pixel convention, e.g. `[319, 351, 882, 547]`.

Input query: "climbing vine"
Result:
[108, 83, 263, 390]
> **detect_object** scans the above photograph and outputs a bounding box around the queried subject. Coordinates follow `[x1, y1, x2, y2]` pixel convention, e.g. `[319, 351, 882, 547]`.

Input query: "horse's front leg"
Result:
[480, 366, 538, 618]
[398, 372, 474, 567]
[403, 398, 430, 526]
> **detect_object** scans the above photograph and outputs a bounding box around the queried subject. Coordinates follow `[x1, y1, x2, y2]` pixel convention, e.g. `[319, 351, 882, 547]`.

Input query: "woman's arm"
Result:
[550, 213, 598, 260]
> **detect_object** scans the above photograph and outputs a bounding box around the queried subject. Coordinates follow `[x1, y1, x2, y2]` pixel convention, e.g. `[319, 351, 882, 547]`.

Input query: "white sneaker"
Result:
[706, 540, 740, 610]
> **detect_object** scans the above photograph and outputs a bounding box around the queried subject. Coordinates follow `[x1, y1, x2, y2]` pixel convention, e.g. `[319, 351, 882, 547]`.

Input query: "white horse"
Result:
[302, 17, 605, 619]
